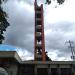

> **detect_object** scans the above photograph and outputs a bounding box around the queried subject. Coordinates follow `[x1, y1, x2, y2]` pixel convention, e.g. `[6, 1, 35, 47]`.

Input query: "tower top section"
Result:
[34, 0, 37, 6]
[35, 0, 37, 2]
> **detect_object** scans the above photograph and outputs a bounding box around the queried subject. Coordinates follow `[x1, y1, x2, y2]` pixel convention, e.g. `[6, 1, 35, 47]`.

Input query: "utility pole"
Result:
[65, 40, 75, 61]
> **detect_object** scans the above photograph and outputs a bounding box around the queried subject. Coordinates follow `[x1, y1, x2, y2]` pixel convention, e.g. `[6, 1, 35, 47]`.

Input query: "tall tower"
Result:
[34, 0, 46, 61]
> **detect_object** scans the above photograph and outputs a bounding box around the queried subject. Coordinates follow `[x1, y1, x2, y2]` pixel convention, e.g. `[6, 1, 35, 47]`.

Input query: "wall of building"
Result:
[32, 62, 75, 75]
[6, 63, 18, 75]
[0, 62, 19, 75]
[19, 64, 34, 75]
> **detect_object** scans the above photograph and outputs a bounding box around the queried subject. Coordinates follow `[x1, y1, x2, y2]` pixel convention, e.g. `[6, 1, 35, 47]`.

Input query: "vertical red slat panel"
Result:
[34, 0, 36, 61]
[41, 4, 46, 61]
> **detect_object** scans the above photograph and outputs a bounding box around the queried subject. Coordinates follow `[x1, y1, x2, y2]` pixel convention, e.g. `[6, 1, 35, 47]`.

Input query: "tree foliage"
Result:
[0, 0, 9, 44]
[57, 0, 65, 4]
[45, 0, 65, 5]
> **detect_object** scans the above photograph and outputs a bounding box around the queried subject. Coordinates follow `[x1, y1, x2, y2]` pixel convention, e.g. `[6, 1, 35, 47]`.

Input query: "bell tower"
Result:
[34, 0, 46, 61]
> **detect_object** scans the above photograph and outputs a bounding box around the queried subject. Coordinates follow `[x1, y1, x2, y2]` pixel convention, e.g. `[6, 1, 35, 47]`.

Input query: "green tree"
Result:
[45, 0, 65, 5]
[0, 0, 9, 44]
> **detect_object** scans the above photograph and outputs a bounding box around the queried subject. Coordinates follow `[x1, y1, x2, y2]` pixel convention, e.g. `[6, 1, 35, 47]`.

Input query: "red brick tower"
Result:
[34, 0, 46, 61]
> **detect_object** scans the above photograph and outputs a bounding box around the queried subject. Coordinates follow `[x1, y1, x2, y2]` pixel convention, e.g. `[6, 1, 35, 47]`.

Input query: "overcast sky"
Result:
[1, 0, 75, 61]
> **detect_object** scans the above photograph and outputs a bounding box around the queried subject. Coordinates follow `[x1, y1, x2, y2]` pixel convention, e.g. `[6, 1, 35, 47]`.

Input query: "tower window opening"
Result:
[37, 40, 42, 44]
[36, 20, 42, 25]
[36, 7, 41, 11]
[36, 13, 41, 18]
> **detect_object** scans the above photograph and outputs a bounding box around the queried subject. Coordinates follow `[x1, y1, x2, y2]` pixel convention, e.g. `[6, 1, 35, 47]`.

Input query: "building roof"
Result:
[21, 60, 75, 65]
[0, 51, 75, 65]
[0, 51, 21, 63]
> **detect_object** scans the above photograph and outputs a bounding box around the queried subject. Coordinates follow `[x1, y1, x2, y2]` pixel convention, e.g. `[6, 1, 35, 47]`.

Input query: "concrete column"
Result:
[34, 66, 37, 75]
[48, 68, 51, 75]
[72, 67, 75, 75]
[48, 65, 51, 75]
[57, 68, 61, 75]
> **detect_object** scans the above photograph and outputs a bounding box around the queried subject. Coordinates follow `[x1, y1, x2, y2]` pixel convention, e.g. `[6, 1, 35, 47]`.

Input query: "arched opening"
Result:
[0, 67, 8, 75]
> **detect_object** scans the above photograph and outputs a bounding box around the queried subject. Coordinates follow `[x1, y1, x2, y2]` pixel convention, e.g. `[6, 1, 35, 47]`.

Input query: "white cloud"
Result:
[16, 47, 34, 60]
[2, 0, 75, 61]
[44, 0, 75, 23]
